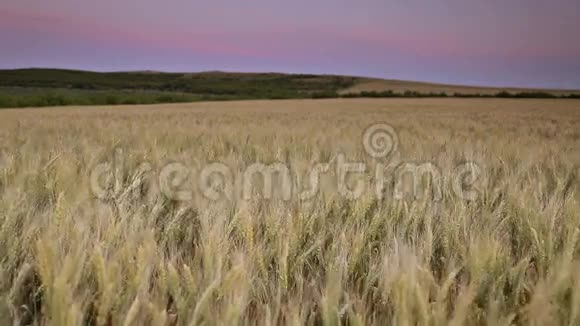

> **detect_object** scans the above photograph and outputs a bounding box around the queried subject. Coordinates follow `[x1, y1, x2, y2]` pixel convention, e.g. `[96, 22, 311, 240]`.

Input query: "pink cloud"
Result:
[0, 9, 269, 59]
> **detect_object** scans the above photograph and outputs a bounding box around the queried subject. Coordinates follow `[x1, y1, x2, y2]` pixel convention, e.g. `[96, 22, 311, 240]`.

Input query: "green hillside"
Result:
[0, 69, 578, 108]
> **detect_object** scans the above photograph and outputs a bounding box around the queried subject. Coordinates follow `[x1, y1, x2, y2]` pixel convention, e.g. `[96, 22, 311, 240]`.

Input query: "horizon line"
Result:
[2, 66, 580, 92]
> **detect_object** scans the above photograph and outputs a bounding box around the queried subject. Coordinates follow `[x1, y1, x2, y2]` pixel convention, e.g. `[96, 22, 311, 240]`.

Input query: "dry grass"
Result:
[340, 79, 580, 96]
[1, 98, 580, 325]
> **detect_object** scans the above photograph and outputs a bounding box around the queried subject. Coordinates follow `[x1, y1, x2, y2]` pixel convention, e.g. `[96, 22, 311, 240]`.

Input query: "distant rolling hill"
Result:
[0, 68, 579, 108]
[0, 68, 356, 97]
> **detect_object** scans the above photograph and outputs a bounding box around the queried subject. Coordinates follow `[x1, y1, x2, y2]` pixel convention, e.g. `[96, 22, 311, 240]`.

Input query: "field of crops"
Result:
[1, 98, 580, 325]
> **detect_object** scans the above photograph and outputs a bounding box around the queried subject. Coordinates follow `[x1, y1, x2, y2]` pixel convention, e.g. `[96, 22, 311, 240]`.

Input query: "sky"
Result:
[1, 0, 580, 88]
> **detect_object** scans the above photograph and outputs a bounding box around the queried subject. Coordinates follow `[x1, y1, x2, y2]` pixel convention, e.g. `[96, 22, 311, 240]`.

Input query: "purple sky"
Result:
[2, 0, 580, 88]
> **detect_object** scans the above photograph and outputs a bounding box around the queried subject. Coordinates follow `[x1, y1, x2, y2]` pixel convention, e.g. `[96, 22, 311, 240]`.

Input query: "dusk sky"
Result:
[1, 0, 580, 88]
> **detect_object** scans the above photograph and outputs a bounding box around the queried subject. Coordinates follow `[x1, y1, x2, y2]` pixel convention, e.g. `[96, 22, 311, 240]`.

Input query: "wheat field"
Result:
[1, 98, 580, 325]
